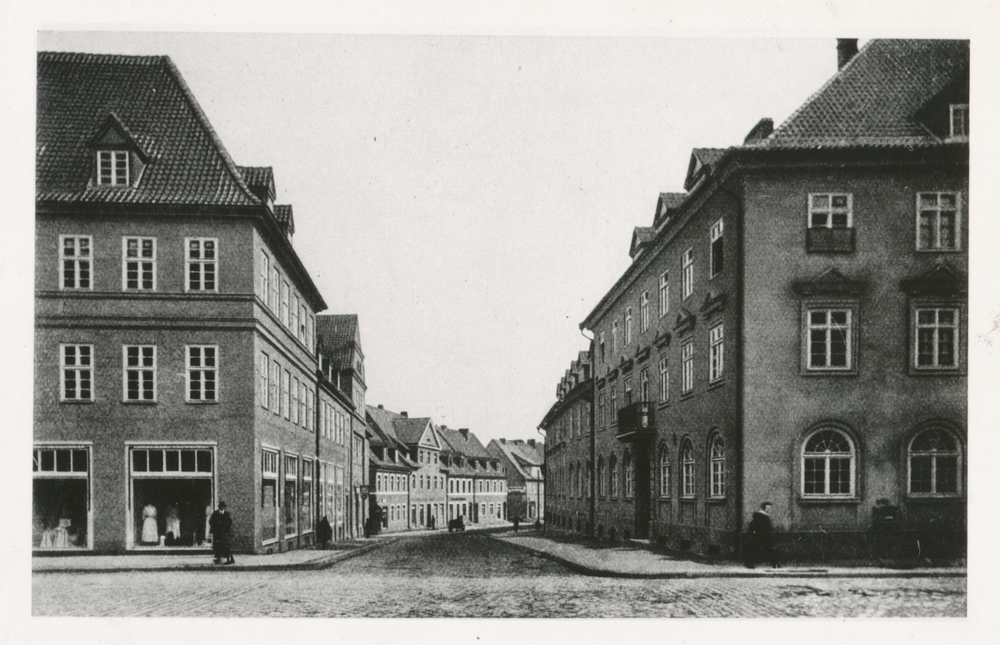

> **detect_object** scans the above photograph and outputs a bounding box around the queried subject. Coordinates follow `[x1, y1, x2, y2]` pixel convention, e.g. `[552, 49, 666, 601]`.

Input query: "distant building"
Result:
[487, 439, 545, 523]
[437, 426, 507, 524]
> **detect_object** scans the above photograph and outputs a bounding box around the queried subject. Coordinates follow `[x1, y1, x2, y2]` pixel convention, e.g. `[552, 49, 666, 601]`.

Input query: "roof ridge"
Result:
[38, 51, 166, 66]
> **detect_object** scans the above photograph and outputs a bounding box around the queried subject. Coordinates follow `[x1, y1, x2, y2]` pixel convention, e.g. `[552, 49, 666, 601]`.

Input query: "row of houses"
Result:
[32, 50, 547, 554]
[541, 39, 968, 561]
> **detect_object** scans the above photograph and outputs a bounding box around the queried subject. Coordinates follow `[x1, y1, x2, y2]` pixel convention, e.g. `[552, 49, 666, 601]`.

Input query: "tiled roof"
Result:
[317, 314, 360, 371]
[760, 39, 969, 149]
[274, 204, 295, 236]
[37, 52, 261, 206]
[659, 192, 686, 210]
[488, 439, 544, 481]
[238, 166, 276, 202]
[366, 405, 404, 447]
[393, 417, 433, 445]
[437, 427, 492, 460]
[629, 226, 656, 259]
[683, 148, 726, 190]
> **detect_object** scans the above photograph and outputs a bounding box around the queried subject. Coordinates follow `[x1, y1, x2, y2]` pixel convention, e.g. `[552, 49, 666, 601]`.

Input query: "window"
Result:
[623, 377, 633, 406]
[122, 237, 155, 291]
[640, 292, 650, 332]
[60, 235, 92, 290]
[710, 219, 724, 277]
[33, 446, 91, 549]
[709, 436, 725, 498]
[624, 308, 633, 346]
[298, 381, 307, 427]
[259, 252, 269, 303]
[306, 387, 314, 432]
[917, 192, 960, 251]
[269, 267, 279, 312]
[270, 361, 280, 416]
[659, 356, 669, 402]
[97, 150, 128, 185]
[609, 384, 617, 421]
[290, 294, 300, 336]
[809, 194, 852, 229]
[950, 104, 968, 138]
[186, 346, 217, 402]
[802, 428, 855, 497]
[709, 324, 724, 383]
[908, 427, 961, 496]
[624, 451, 634, 498]
[282, 370, 290, 420]
[61, 344, 93, 401]
[914, 308, 959, 369]
[682, 248, 694, 299]
[681, 341, 694, 394]
[609, 454, 619, 498]
[186, 238, 217, 291]
[280, 281, 290, 326]
[284, 455, 298, 536]
[658, 445, 670, 498]
[659, 271, 669, 317]
[681, 440, 695, 498]
[599, 332, 606, 363]
[299, 304, 307, 342]
[639, 368, 649, 402]
[807, 309, 852, 370]
[611, 321, 619, 352]
[260, 353, 269, 409]
[130, 447, 213, 549]
[123, 345, 156, 401]
[306, 315, 314, 352]
[262, 450, 279, 542]
[598, 391, 605, 429]
[301, 459, 313, 534]
[291, 377, 299, 425]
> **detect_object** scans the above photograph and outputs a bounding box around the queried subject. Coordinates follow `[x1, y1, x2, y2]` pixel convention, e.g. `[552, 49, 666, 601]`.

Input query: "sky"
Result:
[35, 32, 855, 444]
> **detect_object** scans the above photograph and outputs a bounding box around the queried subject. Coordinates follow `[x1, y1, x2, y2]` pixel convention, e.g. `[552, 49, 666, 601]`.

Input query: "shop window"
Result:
[130, 447, 213, 548]
[262, 449, 279, 543]
[285, 455, 298, 537]
[33, 446, 90, 549]
[301, 459, 314, 534]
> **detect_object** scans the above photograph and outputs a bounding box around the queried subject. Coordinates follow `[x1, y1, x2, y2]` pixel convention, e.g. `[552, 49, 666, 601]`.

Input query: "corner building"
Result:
[34, 52, 339, 554]
[577, 40, 967, 559]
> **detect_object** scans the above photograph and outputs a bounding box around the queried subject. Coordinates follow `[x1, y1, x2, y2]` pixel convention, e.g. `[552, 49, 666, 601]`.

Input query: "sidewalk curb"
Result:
[492, 536, 967, 580]
[32, 538, 399, 574]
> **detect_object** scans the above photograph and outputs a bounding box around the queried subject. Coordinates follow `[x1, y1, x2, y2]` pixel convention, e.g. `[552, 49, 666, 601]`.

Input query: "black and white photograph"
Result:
[4, 0, 998, 640]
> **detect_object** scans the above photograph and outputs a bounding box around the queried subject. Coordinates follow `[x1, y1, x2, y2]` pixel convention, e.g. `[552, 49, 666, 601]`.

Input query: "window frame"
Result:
[709, 323, 724, 383]
[658, 445, 670, 498]
[640, 292, 649, 332]
[800, 427, 857, 499]
[916, 192, 962, 252]
[33, 443, 94, 551]
[259, 251, 269, 304]
[907, 426, 963, 498]
[709, 435, 725, 499]
[681, 341, 694, 394]
[185, 345, 219, 403]
[121, 236, 156, 292]
[912, 305, 963, 373]
[801, 303, 859, 375]
[681, 440, 695, 498]
[682, 248, 694, 300]
[260, 353, 269, 410]
[808, 193, 854, 229]
[122, 345, 157, 402]
[658, 355, 669, 403]
[710, 218, 724, 278]
[61, 344, 94, 402]
[624, 308, 633, 346]
[60, 235, 93, 290]
[949, 104, 968, 138]
[97, 150, 129, 186]
[185, 237, 218, 292]
[659, 271, 670, 317]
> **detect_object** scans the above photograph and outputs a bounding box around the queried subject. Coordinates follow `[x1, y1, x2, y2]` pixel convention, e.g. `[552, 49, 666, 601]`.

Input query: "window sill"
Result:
[122, 400, 158, 405]
[797, 496, 859, 505]
[679, 497, 695, 503]
[706, 497, 726, 505]
[707, 379, 725, 391]
[680, 392, 695, 401]
[905, 495, 964, 503]
[186, 400, 219, 405]
[60, 399, 95, 404]
[657, 401, 671, 409]
[799, 369, 858, 378]
[908, 368, 966, 377]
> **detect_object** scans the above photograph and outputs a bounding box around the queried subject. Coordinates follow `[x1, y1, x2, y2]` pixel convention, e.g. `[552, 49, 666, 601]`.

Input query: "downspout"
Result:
[315, 367, 322, 540]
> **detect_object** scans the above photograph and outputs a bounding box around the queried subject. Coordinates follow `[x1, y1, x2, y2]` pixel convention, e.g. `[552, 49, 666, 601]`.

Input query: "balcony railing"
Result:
[616, 401, 655, 442]
[807, 227, 855, 253]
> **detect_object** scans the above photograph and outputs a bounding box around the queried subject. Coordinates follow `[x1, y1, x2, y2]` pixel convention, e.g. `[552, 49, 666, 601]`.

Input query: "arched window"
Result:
[575, 462, 582, 497]
[909, 427, 961, 496]
[609, 454, 619, 498]
[624, 450, 634, 498]
[681, 439, 695, 498]
[802, 428, 856, 497]
[658, 444, 670, 497]
[597, 457, 606, 497]
[709, 435, 725, 498]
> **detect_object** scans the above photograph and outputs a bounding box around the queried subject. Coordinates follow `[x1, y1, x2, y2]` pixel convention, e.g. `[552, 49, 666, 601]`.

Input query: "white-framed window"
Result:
[306, 315, 314, 353]
[299, 304, 307, 342]
[709, 435, 725, 498]
[290, 294, 300, 336]
[681, 341, 694, 394]
[598, 391, 605, 429]
[61, 344, 94, 401]
[301, 458, 314, 534]
[307, 388, 315, 431]
[659, 271, 669, 317]
[609, 383, 617, 422]
[710, 218, 724, 277]
[659, 355, 669, 402]
[186, 238, 217, 292]
[682, 248, 694, 300]
[802, 428, 855, 497]
[658, 445, 670, 498]
[262, 449, 279, 543]
[97, 150, 129, 185]
[282, 369, 290, 420]
[599, 332, 606, 363]
[269, 267, 279, 312]
[950, 104, 968, 138]
[681, 440, 695, 498]
[33, 445, 92, 550]
[270, 361, 280, 416]
[60, 235, 92, 290]
[908, 427, 961, 496]
[807, 308, 852, 370]
[284, 454, 298, 537]
[291, 376, 300, 425]
[299, 381, 307, 428]
[609, 454, 619, 498]
[123, 345, 156, 402]
[280, 280, 290, 326]
[122, 237, 155, 291]
[186, 345, 217, 402]
[129, 446, 214, 549]
[917, 192, 960, 251]
[624, 308, 633, 346]
[597, 457, 606, 497]
[639, 368, 649, 402]
[809, 193, 853, 229]
[260, 353, 269, 410]
[914, 307, 959, 370]
[709, 324, 724, 383]
[259, 251, 269, 303]
[611, 321, 619, 352]
[624, 451, 634, 498]
[623, 377, 633, 406]
[640, 292, 649, 332]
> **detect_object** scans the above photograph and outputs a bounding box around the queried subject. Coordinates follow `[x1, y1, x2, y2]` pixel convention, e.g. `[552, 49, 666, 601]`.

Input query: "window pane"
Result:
[197, 450, 212, 473]
[829, 328, 848, 366]
[804, 457, 823, 494]
[910, 455, 932, 493]
[71, 450, 88, 472]
[41, 450, 55, 471]
[133, 450, 147, 472]
[165, 450, 180, 471]
[148, 450, 163, 472]
[56, 449, 72, 472]
[829, 457, 851, 493]
[180, 450, 196, 472]
[936, 456, 958, 493]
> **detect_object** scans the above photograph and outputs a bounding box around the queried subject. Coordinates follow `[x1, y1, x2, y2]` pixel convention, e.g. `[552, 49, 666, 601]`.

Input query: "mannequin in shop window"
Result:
[165, 504, 181, 545]
[141, 503, 159, 544]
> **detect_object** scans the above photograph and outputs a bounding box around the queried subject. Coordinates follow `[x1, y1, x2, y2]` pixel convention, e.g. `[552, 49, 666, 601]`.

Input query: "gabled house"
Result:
[487, 438, 545, 524]
[437, 426, 508, 524]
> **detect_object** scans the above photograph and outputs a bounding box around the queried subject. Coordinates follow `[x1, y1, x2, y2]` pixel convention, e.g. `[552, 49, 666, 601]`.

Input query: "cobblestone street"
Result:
[33, 532, 966, 617]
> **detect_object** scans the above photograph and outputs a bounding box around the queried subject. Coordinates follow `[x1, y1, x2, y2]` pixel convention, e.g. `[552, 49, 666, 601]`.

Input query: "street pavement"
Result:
[33, 530, 966, 617]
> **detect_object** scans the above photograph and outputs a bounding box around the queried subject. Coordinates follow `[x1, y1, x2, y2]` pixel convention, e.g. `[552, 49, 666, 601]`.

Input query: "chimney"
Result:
[743, 118, 773, 145]
[499, 438, 506, 444]
[400, 411, 408, 418]
[459, 428, 469, 439]
[377, 404, 384, 409]
[837, 39, 859, 70]
[527, 439, 536, 448]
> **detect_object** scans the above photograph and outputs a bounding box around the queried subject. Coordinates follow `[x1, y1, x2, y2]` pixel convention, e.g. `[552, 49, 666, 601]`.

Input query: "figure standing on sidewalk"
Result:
[209, 501, 234, 565]
[745, 502, 778, 569]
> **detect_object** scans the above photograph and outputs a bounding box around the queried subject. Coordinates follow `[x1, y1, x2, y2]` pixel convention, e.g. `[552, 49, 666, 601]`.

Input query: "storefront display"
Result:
[130, 446, 214, 548]
[33, 446, 90, 550]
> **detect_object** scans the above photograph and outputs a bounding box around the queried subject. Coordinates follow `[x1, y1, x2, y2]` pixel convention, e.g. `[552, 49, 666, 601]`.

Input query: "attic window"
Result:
[950, 104, 968, 138]
[98, 151, 129, 186]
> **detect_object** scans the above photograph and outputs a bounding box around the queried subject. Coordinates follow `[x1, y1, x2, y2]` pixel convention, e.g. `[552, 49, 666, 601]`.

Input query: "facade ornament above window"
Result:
[673, 308, 696, 334]
[791, 268, 866, 297]
[900, 263, 966, 297]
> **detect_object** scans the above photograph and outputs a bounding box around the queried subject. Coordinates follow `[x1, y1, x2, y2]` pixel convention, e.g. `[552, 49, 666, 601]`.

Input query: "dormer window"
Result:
[950, 104, 968, 138]
[98, 151, 129, 185]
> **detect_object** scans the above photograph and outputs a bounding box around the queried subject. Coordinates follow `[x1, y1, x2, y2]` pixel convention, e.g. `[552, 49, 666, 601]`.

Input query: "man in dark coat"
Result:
[745, 502, 778, 569]
[209, 501, 234, 565]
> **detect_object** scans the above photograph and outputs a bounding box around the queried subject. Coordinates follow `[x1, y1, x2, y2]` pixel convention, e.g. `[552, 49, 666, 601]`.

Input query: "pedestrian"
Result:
[318, 515, 332, 549]
[513, 516, 519, 532]
[209, 501, 234, 565]
[745, 501, 778, 569]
